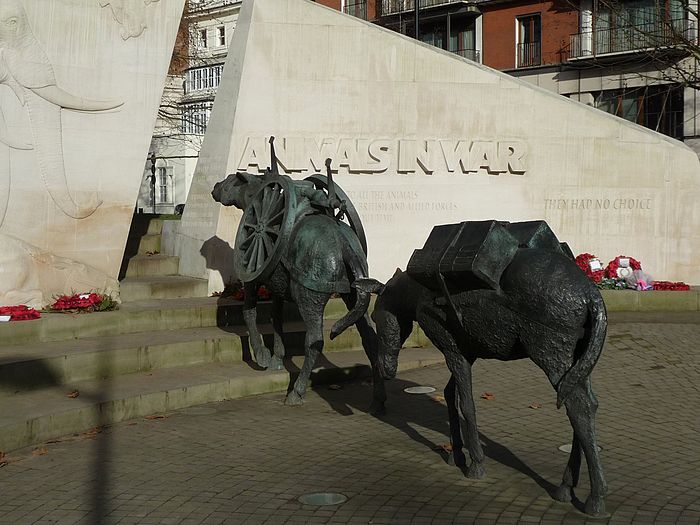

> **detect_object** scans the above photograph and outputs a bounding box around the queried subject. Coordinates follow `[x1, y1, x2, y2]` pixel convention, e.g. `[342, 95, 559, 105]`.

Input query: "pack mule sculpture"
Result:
[334, 220, 608, 516]
[211, 138, 385, 412]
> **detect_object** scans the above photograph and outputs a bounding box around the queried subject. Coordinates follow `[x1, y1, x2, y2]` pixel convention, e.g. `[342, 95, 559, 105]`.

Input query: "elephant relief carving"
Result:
[99, 0, 161, 40]
[0, 0, 124, 224]
[0, 233, 120, 309]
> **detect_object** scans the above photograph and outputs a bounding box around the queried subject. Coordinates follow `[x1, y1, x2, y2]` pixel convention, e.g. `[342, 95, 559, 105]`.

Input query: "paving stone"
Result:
[1, 319, 699, 524]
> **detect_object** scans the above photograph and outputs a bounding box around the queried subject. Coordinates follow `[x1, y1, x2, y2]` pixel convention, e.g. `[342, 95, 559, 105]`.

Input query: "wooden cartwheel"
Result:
[233, 175, 297, 283]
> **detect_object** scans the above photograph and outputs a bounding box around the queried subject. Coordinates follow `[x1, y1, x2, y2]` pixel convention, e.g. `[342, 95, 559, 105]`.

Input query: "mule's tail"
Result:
[556, 291, 607, 409]
[330, 243, 382, 340]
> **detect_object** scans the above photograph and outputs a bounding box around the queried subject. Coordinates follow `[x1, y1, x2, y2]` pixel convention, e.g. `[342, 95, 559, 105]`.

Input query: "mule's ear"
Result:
[393, 268, 403, 276]
[236, 172, 254, 183]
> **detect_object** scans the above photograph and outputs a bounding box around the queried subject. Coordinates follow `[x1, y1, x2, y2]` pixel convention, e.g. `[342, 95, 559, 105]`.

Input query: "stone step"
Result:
[146, 218, 164, 236]
[125, 254, 180, 277]
[0, 347, 443, 452]
[0, 297, 352, 347]
[0, 317, 416, 394]
[119, 275, 209, 301]
[137, 233, 161, 255]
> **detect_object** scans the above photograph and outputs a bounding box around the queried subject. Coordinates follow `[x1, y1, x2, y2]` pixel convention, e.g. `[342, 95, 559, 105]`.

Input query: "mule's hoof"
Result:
[369, 400, 386, 416]
[466, 462, 486, 479]
[553, 484, 572, 502]
[269, 356, 284, 371]
[285, 391, 304, 406]
[254, 348, 271, 369]
[584, 495, 607, 517]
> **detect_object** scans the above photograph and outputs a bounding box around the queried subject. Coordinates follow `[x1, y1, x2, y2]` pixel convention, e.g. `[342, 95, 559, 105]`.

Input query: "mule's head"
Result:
[211, 172, 264, 210]
[370, 269, 416, 380]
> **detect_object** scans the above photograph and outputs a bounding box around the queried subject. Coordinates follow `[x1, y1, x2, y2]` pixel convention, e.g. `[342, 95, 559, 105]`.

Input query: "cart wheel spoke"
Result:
[261, 234, 274, 256]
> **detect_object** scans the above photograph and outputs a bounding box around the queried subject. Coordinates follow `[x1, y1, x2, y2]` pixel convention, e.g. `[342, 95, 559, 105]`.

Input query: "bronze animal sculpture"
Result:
[211, 139, 385, 412]
[336, 220, 608, 516]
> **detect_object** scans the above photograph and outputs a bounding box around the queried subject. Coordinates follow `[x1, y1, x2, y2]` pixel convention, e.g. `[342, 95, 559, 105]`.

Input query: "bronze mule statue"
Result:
[335, 221, 608, 516]
[211, 141, 385, 412]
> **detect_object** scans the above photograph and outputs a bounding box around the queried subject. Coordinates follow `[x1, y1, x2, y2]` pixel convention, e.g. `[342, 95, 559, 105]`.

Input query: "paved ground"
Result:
[1, 315, 699, 525]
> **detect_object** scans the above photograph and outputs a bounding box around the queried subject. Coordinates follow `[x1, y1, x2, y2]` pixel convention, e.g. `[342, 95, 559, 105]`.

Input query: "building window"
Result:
[156, 167, 173, 205]
[217, 26, 226, 46]
[516, 14, 541, 67]
[343, 0, 367, 20]
[199, 28, 208, 48]
[182, 102, 213, 135]
[184, 64, 225, 94]
[594, 85, 684, 139]
[449, 16, 478, 62]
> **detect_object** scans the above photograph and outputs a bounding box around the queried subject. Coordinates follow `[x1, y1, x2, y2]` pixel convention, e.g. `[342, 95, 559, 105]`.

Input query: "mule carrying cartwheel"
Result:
[233, 137, 367, 283]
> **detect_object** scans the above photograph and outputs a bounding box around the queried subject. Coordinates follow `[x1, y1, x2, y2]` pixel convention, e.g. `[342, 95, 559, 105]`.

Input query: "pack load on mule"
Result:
[233, 137, 367, 285]
[211, 137, 386, 412]
[406, 219, 573, 294]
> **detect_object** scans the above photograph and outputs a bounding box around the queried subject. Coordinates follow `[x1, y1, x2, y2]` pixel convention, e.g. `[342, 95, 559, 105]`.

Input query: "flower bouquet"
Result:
[0, 305, 41, 322]
[50, 292, 118, 313]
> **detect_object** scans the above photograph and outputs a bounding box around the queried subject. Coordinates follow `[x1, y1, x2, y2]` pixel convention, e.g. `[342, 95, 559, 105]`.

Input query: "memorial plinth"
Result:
[170, 0, 700, 293]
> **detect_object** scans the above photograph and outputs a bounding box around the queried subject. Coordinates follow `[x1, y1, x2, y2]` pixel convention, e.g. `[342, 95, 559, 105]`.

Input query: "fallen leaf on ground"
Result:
[82, 427, 103, 439]
[145, 414, 168, 421]
[32, 447, 48, 456]
[433, 443, 453, 452]
[481, 392, 495, 400]
[431, 394, 446, 403]
[66, 390, 79, 398]
[529, 403, 542, 409]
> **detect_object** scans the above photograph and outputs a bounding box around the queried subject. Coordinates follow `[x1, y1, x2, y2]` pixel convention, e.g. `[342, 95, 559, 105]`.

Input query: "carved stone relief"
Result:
[99, 0, 161, 40]
[0, 233, 120, 309]
[0, 0, 124, 224]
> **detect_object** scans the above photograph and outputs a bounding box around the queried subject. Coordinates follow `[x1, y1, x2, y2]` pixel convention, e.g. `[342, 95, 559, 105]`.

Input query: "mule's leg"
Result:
[553, 433, 582, 502]
[285, 286, 330, 406]
[418, 305, 485, 478]
[269, 295, 285, 371]
[242, 282, 270, 369]
[450, 355, 487, 479]
[444, 374, 466, 468]
[564, 377, 607, 516]
[342, 293, 386, 415]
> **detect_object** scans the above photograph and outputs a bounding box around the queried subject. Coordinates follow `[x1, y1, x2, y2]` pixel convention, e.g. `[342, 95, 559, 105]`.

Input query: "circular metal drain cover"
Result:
[404, 386, 436, 394]
[298, 492, 347, 506]
[181, 407, 217, 416]
[559, 443, 602, 453]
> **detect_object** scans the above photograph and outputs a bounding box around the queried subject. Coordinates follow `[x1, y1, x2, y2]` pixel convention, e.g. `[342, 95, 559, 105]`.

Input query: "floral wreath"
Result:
[575, 253, 605, 283]
[605, 255, 642, 279]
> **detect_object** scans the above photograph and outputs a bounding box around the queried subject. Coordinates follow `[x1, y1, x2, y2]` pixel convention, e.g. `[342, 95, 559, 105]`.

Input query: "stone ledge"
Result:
[0, 347, 443, 452]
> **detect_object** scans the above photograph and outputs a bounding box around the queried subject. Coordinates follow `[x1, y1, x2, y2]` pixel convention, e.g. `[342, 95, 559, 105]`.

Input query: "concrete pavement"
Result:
[1, 314, 699, 524]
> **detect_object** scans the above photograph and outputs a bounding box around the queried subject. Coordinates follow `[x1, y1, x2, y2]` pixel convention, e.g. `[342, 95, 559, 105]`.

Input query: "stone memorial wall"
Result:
[170, 0, 700, 292]
[0, 0, 184, 308]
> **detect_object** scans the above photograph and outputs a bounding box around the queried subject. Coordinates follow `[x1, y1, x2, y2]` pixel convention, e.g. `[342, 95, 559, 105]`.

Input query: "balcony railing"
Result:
[381, 0, 464, 16]
[452, 48, 480, 62]
[570, 18, 696, 58]
[344, 1, 367, 20]
[187, 0, 239, 13]
[516, 41, 541, 67]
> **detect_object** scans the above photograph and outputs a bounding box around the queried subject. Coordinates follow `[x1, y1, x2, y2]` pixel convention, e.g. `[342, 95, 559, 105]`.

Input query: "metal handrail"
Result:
[380, 0, 463, 16]
[452, 48, 480, 62]
[516, 41, 541, 67]
[570, 18, 697, 58]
